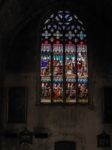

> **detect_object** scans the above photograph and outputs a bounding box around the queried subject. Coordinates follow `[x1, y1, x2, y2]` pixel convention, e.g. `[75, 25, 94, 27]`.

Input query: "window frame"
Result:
[38, 9, 89, 105]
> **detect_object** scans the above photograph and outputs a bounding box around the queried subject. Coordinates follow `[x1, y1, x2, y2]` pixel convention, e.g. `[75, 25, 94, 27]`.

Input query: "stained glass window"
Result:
[40, 10, 88, 104]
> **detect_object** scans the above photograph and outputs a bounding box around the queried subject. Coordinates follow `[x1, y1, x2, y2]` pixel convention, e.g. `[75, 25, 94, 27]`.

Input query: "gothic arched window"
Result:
[40, 10, 88, 104]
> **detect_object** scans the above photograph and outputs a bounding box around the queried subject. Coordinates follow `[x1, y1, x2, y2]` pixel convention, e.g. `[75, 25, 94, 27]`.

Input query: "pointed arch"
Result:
[40, 10, 88, 104]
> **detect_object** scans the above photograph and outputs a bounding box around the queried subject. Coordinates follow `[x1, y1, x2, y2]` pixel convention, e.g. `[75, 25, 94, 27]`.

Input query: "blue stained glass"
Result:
[65, 14, 70, 19]
[65, 31, 75, 39]
[65, 22, 70, 25]
[78, 19, 83, 25]
[74, 15, 78, 19]
[77, 25, 81, 30]
[50, 28, 54, 32]
[66, 78, 76, 82]
[41, 55, 51, 76]
[45, 19, 50, 24]
[42, 30, 51, 39]
[48, 25, 51, 29]
[71, 25, 75, 30]
[74, 29, 78, 33]
[62, 25, 66, 30]
[65, 11, 70, 13]
[78, 31, 86, 40]
[68, 16, 73, 21]
[58, 10, 63, 13]
[82, 27, 85, 31]
[58, 26, 62, 30]
[58, 22, 63, 25]
[53, 31, 63, 39]
[50, 14, 54, 18]
[41, 60, 48, 67]
[53, 25, 57, 29]
[43, 26, 46, 30]
[78, 78, 88, 84]
[59, 14, 63, 19]
[56, 16, 60, 21]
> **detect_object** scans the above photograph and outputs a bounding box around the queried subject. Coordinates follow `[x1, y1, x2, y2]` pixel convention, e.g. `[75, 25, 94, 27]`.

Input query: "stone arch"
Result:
[46, 133, 86, 150]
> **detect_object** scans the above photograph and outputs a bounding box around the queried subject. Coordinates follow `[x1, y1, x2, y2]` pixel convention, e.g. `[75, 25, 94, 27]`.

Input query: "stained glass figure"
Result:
[41, 77, 51, 103]
[66, 78, 76, 103]
[40, 10, 88, 104]
[77, 42, 88, 103]
[53, 78, 63, 103]
[65, 42, 76, 76]
[41, 41, 51, 76]
[53, 41, 63, 76]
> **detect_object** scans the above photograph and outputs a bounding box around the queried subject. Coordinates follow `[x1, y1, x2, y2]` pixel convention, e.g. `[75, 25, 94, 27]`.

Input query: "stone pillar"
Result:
[0, 34, 6, 150]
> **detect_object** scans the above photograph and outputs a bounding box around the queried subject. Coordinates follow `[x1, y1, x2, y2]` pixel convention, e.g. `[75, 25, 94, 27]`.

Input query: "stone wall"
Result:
[0, 0, 112, 150]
